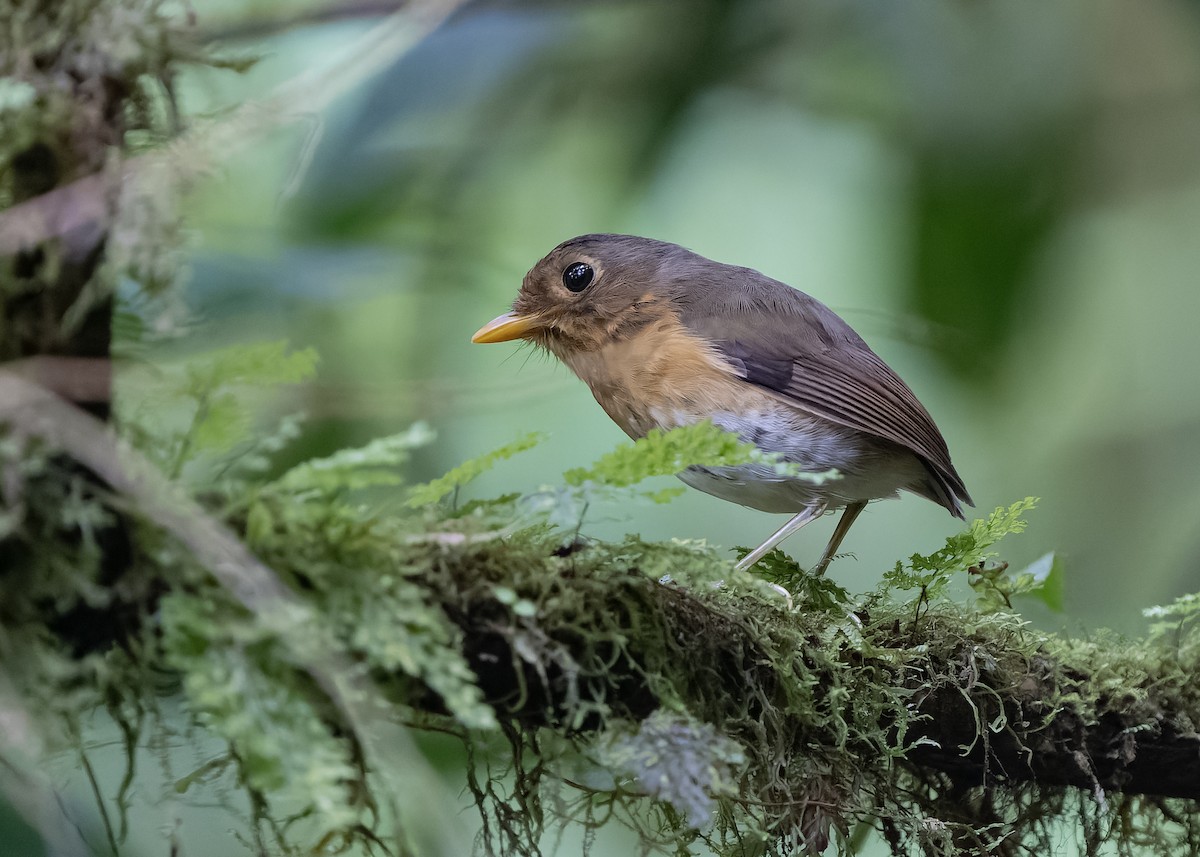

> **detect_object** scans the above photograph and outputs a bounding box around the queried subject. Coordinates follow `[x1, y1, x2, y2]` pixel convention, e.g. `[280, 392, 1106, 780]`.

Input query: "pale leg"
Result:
[811, 501, 867, 576]
[734, 502, 826, 572]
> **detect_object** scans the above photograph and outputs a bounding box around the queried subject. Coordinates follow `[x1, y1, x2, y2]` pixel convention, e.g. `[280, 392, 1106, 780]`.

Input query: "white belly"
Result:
[674, 407, 929, 514]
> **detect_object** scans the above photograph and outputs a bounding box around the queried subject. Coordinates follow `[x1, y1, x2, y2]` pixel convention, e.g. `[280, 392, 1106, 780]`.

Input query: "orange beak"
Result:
[471, 312, 543, 343]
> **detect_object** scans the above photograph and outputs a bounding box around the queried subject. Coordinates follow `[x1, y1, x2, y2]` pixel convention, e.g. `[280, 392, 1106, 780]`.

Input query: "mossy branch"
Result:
[2, 350, 1198, 857]
[4, 379, 1199, 855]
[439, 539, 1200, 801]
[409, 524, 1200, 855]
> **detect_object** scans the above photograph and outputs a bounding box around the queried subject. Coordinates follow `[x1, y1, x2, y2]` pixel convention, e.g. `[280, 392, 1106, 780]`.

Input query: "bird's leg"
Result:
[810, 501, 867, 576]
[735, 502, 827, 572]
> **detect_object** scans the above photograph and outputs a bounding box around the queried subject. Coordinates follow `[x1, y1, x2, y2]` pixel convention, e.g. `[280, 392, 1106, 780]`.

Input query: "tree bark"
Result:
[438, 560, 1200, 804]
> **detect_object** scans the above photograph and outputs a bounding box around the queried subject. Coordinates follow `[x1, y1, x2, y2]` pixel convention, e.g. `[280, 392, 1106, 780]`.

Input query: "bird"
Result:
[472, 234, 971, 576]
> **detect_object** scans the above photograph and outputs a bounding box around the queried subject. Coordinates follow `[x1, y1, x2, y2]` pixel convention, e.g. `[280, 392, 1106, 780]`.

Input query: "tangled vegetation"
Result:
[2, 346, 1200, 855]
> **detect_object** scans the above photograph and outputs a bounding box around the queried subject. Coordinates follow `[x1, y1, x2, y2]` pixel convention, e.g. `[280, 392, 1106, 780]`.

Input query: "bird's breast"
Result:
[556, 318, 764, 438]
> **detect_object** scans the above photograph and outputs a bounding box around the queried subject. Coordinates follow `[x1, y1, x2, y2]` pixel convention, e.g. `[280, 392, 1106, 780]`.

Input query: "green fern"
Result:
[881, 497, 1039, 600]
[269, 422, 435, 494]
[1144, 591, 1200, 641]
[178, 342, 319, 470]
[160, 595, 361, 836]
[119, 340, 319, 479]
[406, 431, 545, 507]
[740, 547, 853, 609]
[562, 420, 803, 488]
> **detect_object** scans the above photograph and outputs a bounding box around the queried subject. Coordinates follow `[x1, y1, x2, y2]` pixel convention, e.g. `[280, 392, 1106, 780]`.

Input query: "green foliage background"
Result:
[175, 0, 1200, 631]
[6, 0, 1200, 854]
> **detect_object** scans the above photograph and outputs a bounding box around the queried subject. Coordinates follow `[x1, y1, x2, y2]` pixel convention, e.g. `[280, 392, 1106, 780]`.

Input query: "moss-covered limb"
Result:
[420, 534, 1200, 806]
[0, 372, 478, 856]
[902, 630, 1200, 800]
[4, 381, 1199, 854]
[381, 527, 1200, 853]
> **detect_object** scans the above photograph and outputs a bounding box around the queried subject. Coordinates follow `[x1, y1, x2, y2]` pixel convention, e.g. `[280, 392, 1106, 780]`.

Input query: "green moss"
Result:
[0, 0, 184, 190]
[5, 370, 1200, 856]
[5, 407, 1200, 855]
[425, 528, 1200, 856]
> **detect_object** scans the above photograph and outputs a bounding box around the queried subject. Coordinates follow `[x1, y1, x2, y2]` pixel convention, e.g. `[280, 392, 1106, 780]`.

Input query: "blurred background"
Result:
[175, 0, 1200, 631]
[74, 0, 1200, 852]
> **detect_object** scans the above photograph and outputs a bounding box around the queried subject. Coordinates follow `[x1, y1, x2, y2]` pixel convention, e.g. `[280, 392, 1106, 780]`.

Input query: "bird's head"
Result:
[471, 234, 686, 357]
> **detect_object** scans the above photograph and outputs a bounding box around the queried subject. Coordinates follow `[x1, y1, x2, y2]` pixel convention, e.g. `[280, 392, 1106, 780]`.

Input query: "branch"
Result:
[3, 371, 1197, 852]
[425, 541, 1200, 804]
[906, 657, 1200, 800]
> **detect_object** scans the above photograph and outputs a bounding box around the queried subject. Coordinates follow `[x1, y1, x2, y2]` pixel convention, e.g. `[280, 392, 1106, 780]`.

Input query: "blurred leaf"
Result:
[406, 431, 544, 507]
[293, 1, 763, 243]
[1144, 591, 1200, 640]
[190, 391, 245, 453]
[910, 155, 1068, 382]
[270, 422, 435, 493]
[121, 340, 319, 478]
[185, 340, 319, 391]
[1019, 551, 1065, 612]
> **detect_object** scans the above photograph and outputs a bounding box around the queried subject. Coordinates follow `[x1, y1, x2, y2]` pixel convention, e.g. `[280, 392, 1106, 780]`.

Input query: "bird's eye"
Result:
[562, 262, 594, 292]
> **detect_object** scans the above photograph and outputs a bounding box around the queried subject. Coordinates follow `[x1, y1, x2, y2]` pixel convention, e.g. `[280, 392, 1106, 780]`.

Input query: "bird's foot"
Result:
[767, 581, 795, 611]
[699, 575, 796, 611]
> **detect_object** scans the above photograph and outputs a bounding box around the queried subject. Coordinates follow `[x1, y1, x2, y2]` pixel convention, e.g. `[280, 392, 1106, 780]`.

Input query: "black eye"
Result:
[562, 262, 594, 292]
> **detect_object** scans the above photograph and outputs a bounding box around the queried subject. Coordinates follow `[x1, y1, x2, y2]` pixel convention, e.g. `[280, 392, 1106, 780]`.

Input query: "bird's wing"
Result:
[679, 294, 973, 516]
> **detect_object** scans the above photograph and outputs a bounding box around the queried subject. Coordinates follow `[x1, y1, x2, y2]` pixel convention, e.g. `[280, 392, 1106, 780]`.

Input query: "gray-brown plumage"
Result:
[473, 234, 972, 574]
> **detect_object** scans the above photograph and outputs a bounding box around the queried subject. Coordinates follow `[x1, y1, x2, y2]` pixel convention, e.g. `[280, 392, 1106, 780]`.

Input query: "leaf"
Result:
[519, 484, 591, 532]
[562, 421, 800, 488]
[969, 552, 1065, 614]
[1144, 592, 1200, 621]
[405, 431, 545, 507]
[339, 573, 498, 730]
[186, 341, 319, 392]
[160, 595, 361, 833]
[738, 547, 852, 610]
[271, 423, 436, 494]
[190, 392, 247, 454]
[1017, 551, 1065, 612]
[121, 340, 320, 474]
[883, 497, 1039, 599]
[1144, 592, 1200, 640]
[510, 423, 830, 541]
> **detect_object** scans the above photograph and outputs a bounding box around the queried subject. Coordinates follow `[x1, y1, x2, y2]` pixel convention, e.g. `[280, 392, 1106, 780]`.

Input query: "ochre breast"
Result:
[556, 315, 773, 438]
